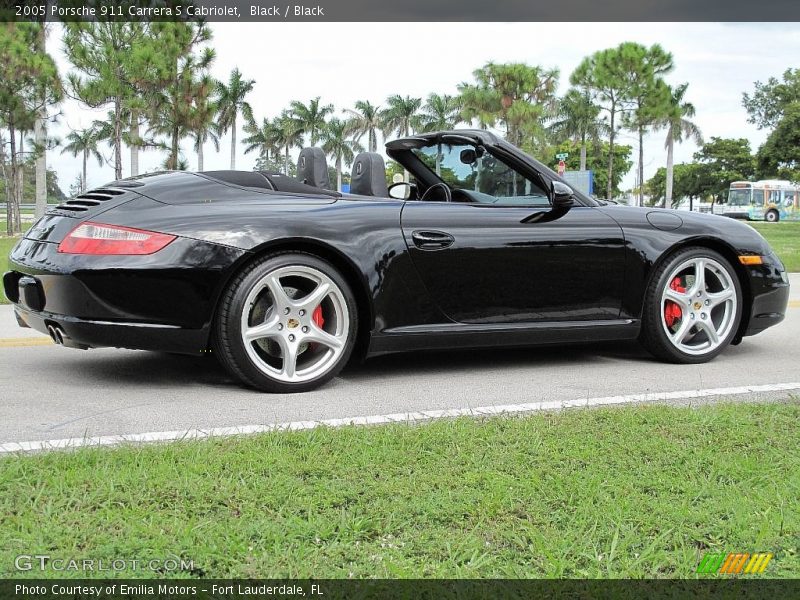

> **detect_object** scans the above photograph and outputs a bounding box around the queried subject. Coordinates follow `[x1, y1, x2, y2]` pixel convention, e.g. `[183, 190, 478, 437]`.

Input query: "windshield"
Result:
[411, 143, 550, 206]
[728, 188, 755, 206]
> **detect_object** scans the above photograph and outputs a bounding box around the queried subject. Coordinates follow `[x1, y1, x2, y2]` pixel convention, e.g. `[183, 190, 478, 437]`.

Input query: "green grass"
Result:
[0, 235, 19, 302]
[1, 402, 798, 579]
[748, 221, 800, 272]
[1, 222, 29, 304]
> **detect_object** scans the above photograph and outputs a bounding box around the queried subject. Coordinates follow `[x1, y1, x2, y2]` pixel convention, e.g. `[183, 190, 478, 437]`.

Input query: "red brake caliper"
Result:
[664, 277, 685, 328]
[312, 305, 325, 329]
[308, 305, 325, 350]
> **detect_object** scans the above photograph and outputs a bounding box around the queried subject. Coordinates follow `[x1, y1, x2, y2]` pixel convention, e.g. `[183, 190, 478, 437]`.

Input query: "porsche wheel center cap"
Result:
[287, 318, 300, 329]
[693, 302, 702, 310]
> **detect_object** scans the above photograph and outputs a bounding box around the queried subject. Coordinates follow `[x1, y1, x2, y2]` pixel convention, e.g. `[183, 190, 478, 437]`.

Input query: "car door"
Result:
[400, 201, 627, 324]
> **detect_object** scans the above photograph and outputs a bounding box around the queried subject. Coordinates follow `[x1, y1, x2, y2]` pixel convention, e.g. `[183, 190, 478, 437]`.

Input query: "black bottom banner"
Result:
[3, 579, 800, 600]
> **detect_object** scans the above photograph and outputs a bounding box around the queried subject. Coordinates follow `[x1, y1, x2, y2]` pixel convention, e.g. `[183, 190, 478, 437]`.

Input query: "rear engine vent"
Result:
[54, 188, 127, 212]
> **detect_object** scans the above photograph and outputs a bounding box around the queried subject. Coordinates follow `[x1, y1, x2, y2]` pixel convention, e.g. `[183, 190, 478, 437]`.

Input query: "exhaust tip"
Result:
[47, 325, 64, 345]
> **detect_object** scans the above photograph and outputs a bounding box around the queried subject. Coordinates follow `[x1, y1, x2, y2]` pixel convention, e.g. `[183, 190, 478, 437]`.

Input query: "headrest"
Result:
[350, 152, 389, 197]
[297, 147, 330, 190]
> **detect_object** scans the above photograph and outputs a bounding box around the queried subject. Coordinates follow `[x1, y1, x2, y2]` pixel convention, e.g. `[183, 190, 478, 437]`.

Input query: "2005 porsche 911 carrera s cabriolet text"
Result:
[4, 131, 790, 392]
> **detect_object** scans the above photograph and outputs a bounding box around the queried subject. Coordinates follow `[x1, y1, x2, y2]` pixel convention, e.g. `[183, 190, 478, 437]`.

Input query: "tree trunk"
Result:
[230, 114, 236, 169]
[34, 110, 47, 218]
[130, 110, 140, 176]
[402, 125, 410, 182]
[0, 136, 12, 236]
[369, 130, 376, 153]
[15, 132, 24, 231]
[113, 96, 122, 180]
[664, 131, 675, 209]
[82, 150, 88, 194]
[171, 124, 179, 170]
[34, 25, 47, 218]
[336, 157, 342, 192]
[284, 145, 289, 175]
[197, 138, 204, 171]
[579, 133, 587, 172]
[637, 125, 644, 207]
[7, 124, 16, 236]
[606, 103, 615, 201]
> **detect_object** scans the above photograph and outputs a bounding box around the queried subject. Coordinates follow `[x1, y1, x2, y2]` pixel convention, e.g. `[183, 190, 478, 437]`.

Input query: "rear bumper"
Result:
[4, 235, 247, 354]
[13, 304, 211, 353]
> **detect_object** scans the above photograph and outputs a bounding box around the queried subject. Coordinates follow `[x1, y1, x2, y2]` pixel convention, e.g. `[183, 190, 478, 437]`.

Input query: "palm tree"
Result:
[419, 93, 466, 176]
[381, 95, 422, 182]
[548, 88, 606, 171]
[33, 24, 62, 219]
[125, 96, 147, 177]
[419, 93, 464, 132]
[344, 100, 382, 152]
[188, 78, 219, 171]
[215, 68, 255, 169]
[654, 83, 703, 208]
[242, 116, 281, 165]
[274, 112, 304, 175]
[289, 97, 334, 146]
[381, 95, 422, 139]
[320, 118, 363, 191]
[61, 127, 104, 193]
[458, 62, 559, 148]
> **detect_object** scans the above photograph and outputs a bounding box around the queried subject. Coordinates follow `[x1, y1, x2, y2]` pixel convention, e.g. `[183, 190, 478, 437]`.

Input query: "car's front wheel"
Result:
[640, 247, 742, 363]
[214, 253, 357, 392]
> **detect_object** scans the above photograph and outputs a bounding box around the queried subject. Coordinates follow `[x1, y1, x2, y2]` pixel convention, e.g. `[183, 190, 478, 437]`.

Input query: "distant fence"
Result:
[0, 204, 39, 212]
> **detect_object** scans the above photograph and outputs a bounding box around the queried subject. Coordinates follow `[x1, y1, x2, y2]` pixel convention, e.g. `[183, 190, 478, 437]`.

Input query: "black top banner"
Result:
[5, 0, 800, 22]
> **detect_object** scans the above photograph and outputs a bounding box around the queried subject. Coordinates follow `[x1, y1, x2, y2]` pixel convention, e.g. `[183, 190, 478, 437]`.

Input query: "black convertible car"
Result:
[4, 130, 790, 392]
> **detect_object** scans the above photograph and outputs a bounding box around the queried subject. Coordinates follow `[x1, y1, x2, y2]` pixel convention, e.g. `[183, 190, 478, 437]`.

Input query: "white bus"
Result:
[720, 180, 799, 222]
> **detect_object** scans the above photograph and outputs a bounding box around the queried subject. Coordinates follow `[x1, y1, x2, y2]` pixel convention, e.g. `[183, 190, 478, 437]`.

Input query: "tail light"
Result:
[58, 222, 176, 255]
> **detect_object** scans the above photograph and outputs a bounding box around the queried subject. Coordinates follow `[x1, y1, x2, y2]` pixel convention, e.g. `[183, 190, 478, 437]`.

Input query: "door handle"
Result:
[411, 230, 455, 250]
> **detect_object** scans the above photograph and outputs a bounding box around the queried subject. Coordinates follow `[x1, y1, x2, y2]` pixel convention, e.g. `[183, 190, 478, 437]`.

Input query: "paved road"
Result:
[1, 275, 798, 445]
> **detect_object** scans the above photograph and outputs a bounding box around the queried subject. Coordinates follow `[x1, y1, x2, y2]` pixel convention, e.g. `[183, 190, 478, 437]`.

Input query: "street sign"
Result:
[562, 170, 593, 196]
[555, 152, 569, 160]
[557, 160, 566, 176]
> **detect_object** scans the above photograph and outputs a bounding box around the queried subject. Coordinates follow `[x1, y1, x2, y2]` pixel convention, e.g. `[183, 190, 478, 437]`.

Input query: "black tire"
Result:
[639, 247, 742, 364]
[213, 252, 358, 393]
[765, 210, 779, 223]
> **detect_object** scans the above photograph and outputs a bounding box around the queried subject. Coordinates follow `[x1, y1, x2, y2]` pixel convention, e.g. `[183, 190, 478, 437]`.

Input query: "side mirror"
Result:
[521, 181, 575, 224]
[552, 181, 575, 210]
[459, 148, 477, 164]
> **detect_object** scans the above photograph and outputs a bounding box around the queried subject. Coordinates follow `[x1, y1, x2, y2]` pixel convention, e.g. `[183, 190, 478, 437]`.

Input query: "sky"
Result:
[44, 21, 800, 195]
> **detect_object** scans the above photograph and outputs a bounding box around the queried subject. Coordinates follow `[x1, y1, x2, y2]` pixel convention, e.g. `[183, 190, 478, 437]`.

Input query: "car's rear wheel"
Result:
[214, 253, 357, 392]
[640, 247, 742, 363]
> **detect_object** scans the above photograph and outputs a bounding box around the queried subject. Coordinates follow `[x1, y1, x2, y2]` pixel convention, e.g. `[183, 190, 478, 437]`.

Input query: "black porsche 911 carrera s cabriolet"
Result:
[4, 130, 790, 392]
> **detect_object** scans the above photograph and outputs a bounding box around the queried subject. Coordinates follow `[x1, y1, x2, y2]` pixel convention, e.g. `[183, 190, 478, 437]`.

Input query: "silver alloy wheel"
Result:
[240, 265, 349, 383]
[660, 257, 737, 356]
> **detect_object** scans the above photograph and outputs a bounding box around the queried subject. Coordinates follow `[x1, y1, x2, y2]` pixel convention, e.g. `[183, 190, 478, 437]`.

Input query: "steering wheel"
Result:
[420, 182, 452, 203]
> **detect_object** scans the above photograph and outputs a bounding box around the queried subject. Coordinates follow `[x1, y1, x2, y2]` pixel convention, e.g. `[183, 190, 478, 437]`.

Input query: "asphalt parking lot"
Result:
[1, 274, 798, 448]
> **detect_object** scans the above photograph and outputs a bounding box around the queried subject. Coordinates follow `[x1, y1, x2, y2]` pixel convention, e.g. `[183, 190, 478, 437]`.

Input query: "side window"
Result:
[412, 144, 550, 207]
[472, 154, 550, 207]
